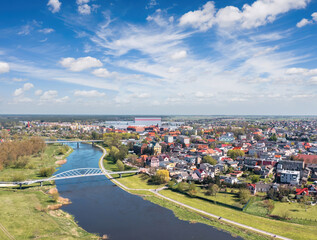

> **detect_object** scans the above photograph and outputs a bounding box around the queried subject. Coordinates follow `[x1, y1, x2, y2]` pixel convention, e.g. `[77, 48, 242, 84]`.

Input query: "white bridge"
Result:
[0, 168, 140, 187]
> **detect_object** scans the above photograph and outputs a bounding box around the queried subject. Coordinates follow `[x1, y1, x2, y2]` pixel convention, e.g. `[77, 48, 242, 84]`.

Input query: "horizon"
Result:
[1, 0, 317, 115]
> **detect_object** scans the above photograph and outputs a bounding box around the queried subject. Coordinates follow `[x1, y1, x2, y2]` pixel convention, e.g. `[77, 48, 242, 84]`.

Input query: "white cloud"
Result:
[296, 18, 312, 27]
[286, 67, 317, 76]
[60, 56, 102, 72]
[309, 76, 317, 84]
[40, 90, 58, 101]
[0, 62, 10, 73]
[171, 50, 187, 59]
[38, 28, 55, 34]
[297, 12, 317, 27]
[92, 68, 111, 78]
[179, 1, 216, 31]
[115, 96, 130, 104]
[76, 0, 89, 4]
[47, 0, 61, 13]
[194, 91, 214, 98]
[35, 89, 43, 96]
[179, 0, 310, 30]
[56, 96, 70, 103]
[13, 88, 24, 97]
[146, 0, 158, 9]
[78, 4, 91, 15]
[168, 67, 180, 73]
[13, 83, 34, 97]
[74, 90, 106, 97]
[12, 78, 26, 82]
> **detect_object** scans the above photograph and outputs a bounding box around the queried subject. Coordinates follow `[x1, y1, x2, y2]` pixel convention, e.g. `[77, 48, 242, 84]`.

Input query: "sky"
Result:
[0, 0, 317, 115]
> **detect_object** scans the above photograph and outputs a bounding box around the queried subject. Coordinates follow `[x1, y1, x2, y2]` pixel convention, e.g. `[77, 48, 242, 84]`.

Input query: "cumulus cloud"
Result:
[13, 83, 34, 96]
[297, 12, 317, 27]
[179, 1, 216, 31]
[179, 0, 310, 30]
[74, 90, 106, 97]
[146, 0, 158, 9]
[47, 0, 61, 13]
[40, 90, 58, 101]
[0, 61, 10, 73]
[78, 4, 91, 15]
[92, 68, 111, 78]
[171, 50, 187, 59]
[38, 28, 55, 34]
[76, 0, 89, 4]
[35, 89, 43, 96]
[60, 56, 102, 72]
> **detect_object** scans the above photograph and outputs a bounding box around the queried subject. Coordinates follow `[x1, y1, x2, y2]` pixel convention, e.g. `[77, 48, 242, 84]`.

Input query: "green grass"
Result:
[159, 189, 317, 240]
[196, 190, 243, 209]
[244, 197, 270, 216]
[144, 195, 269, 240]
[0, 188, 98, 240]
[116, 174, 165, 189]
[0, 145, 72, 182]
[272, 201, 317, 221]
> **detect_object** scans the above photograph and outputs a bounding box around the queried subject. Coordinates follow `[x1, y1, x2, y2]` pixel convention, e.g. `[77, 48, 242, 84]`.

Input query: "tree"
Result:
[238, 189, 251, 204]
[188, 182, 197, 197]
[177, 181, 189, 193]
[254, 134, 262, 141]
[151, 169, 170, 184]
[269, 134, 277, 142]
[206, 184, 219, 196]
[109, 146, 120, 162]
[116, 160, 125, 171]
[202, 155, 217, 165]
[251, 175, 260, 183]
[300, 195, 310, 212]
[227, 149, 245, 159]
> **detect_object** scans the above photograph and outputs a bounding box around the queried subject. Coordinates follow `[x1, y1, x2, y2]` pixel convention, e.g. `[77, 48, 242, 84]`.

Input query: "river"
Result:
[55, 143, 242, 240]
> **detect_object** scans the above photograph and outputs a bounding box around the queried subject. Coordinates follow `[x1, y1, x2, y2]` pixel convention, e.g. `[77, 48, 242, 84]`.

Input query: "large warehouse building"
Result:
[134, 117, 162, 126]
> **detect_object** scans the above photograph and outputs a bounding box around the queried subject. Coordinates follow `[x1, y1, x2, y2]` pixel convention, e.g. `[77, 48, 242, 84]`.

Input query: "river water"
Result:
[55, 143, 242, 240]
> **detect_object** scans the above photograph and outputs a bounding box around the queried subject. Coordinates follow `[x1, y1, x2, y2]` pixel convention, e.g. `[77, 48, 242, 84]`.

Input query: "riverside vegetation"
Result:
[0, 138, 98, 239]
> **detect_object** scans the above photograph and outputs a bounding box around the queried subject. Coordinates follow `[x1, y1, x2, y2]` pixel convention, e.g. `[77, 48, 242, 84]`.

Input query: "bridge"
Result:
[0, 168, 140, 188]
[45, 140, 104, 148]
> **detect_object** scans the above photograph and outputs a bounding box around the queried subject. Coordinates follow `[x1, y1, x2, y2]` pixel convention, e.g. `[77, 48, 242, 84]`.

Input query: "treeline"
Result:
[0, 137, 46, 170]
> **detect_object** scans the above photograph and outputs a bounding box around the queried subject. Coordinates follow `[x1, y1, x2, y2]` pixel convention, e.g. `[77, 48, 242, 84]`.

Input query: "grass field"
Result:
[244, 197, 270, 216]
[272, 201, 317, 221]
[0, 144, 71, 182]
[159, 189, 317, 240]
[116, 174, 165, 189]
[0, 188, 98, 240]
[144, 195, 269, 240]
[196, 190, 244, 209]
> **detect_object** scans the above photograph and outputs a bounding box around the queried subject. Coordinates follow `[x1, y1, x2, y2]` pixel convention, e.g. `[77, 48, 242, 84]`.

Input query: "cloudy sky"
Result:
[0, 0, 317, 115]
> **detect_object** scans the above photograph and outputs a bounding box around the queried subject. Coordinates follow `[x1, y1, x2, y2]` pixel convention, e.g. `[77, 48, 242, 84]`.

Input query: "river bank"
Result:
[95, 144, 272, 240]
[0, 144, 99, 240]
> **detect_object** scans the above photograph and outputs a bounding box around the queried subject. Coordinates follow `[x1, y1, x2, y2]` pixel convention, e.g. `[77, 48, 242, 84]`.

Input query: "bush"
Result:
[51, 192, 59, 202]
[238, 189, 251, 204]
[39, 167, 55, 177]
[13, 156, 30, 169]
[12, 173, 26, 182]
[288, 194, 296, 199]
[281, 196, 289, 202]
[116, 160, 125, 171]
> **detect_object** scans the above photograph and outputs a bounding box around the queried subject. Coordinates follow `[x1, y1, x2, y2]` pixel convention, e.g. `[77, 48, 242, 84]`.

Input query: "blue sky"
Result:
[0, 0, 317, 115]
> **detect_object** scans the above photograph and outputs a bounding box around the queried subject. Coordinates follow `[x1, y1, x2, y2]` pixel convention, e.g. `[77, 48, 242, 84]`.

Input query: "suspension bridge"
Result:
[0, 168, 140, 188]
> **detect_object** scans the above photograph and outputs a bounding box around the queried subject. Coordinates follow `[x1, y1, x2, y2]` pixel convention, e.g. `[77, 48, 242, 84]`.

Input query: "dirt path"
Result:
[0, 222, 15, 240]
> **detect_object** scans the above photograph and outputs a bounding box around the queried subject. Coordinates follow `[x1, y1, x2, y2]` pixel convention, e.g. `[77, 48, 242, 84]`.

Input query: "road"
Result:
[96, 144, 292, 240]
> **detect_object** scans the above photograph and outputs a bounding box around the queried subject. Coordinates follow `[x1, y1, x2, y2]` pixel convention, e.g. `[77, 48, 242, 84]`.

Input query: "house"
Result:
[147, 157, 159, 168]
[280, 170, 300, 185]
[248, 183, 257, 195]
[153, 143, 162, 155]
[224, 177, 238, 184]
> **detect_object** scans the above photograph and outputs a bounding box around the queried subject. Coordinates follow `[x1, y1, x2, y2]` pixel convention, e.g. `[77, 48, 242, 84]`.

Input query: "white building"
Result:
[164, 135, 174, 143]
[280, 170, 300, 185]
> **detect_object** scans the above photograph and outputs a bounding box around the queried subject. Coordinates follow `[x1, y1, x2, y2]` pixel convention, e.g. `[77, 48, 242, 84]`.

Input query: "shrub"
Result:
[281, 196, 289, 202]
[39, 167, 55, 177]
[12, 173, 26, 182]
[51, 192, 59, 202]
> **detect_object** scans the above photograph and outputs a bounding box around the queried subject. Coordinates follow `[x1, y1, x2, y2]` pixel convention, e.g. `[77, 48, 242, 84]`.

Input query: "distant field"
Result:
[117, 174, 165, 190]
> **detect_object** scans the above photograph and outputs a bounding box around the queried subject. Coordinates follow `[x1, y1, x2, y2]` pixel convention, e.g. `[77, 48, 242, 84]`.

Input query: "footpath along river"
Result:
[55, 143, 242, 240]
